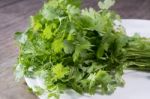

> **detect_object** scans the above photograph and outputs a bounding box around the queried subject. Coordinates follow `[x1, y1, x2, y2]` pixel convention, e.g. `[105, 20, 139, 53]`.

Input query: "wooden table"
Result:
[0, 0, 150, 99]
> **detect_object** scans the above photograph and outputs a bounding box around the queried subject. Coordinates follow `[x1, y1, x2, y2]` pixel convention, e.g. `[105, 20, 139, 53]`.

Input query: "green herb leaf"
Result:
[98, 0, 115, 9]
[52, 63, 70, 79]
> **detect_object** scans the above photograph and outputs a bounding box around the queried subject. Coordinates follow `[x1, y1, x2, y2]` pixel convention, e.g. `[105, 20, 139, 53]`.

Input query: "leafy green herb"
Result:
[98, 0, 115, 9]
[15, 0, 150, 99]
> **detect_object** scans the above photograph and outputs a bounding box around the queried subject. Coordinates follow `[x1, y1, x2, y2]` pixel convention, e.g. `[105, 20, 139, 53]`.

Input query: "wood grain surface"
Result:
[0, 0, 150, 99]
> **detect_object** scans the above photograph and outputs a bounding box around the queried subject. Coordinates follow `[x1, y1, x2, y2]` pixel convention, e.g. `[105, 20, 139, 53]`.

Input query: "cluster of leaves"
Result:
[15, 0, 150, 99]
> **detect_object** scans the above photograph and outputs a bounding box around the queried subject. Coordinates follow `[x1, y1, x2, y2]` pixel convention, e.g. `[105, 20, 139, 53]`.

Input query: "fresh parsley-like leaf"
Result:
[52, 63, 70, 79]
[98, 0, 115, 9]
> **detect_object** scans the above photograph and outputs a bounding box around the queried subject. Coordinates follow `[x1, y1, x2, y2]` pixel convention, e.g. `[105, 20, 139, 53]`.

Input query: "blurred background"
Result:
[0, 0, 150, 99]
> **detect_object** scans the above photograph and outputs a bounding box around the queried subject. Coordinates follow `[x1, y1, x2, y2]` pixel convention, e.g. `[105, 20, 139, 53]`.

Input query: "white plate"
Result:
[25, 19, 150, 99]
[122, 19, 150, 37]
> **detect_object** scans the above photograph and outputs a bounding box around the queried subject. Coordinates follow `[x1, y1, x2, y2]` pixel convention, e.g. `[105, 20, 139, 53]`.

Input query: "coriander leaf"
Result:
[52, 63, 70, 79]
[42, 24, 53, 40]
[41, 4, 59, 21]
[52, 39, 64, 53]
[73, 37, 92, 61]
[98, 0, 115, 9]
[15, 32, 27, 44]
[31, 16, 42, 32]
[15, 64, 24, 80]
[63, 40, 74, 54]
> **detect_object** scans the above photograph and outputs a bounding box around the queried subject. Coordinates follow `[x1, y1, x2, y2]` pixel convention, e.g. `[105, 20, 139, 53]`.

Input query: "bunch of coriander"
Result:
[15, 0, 150, 99]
